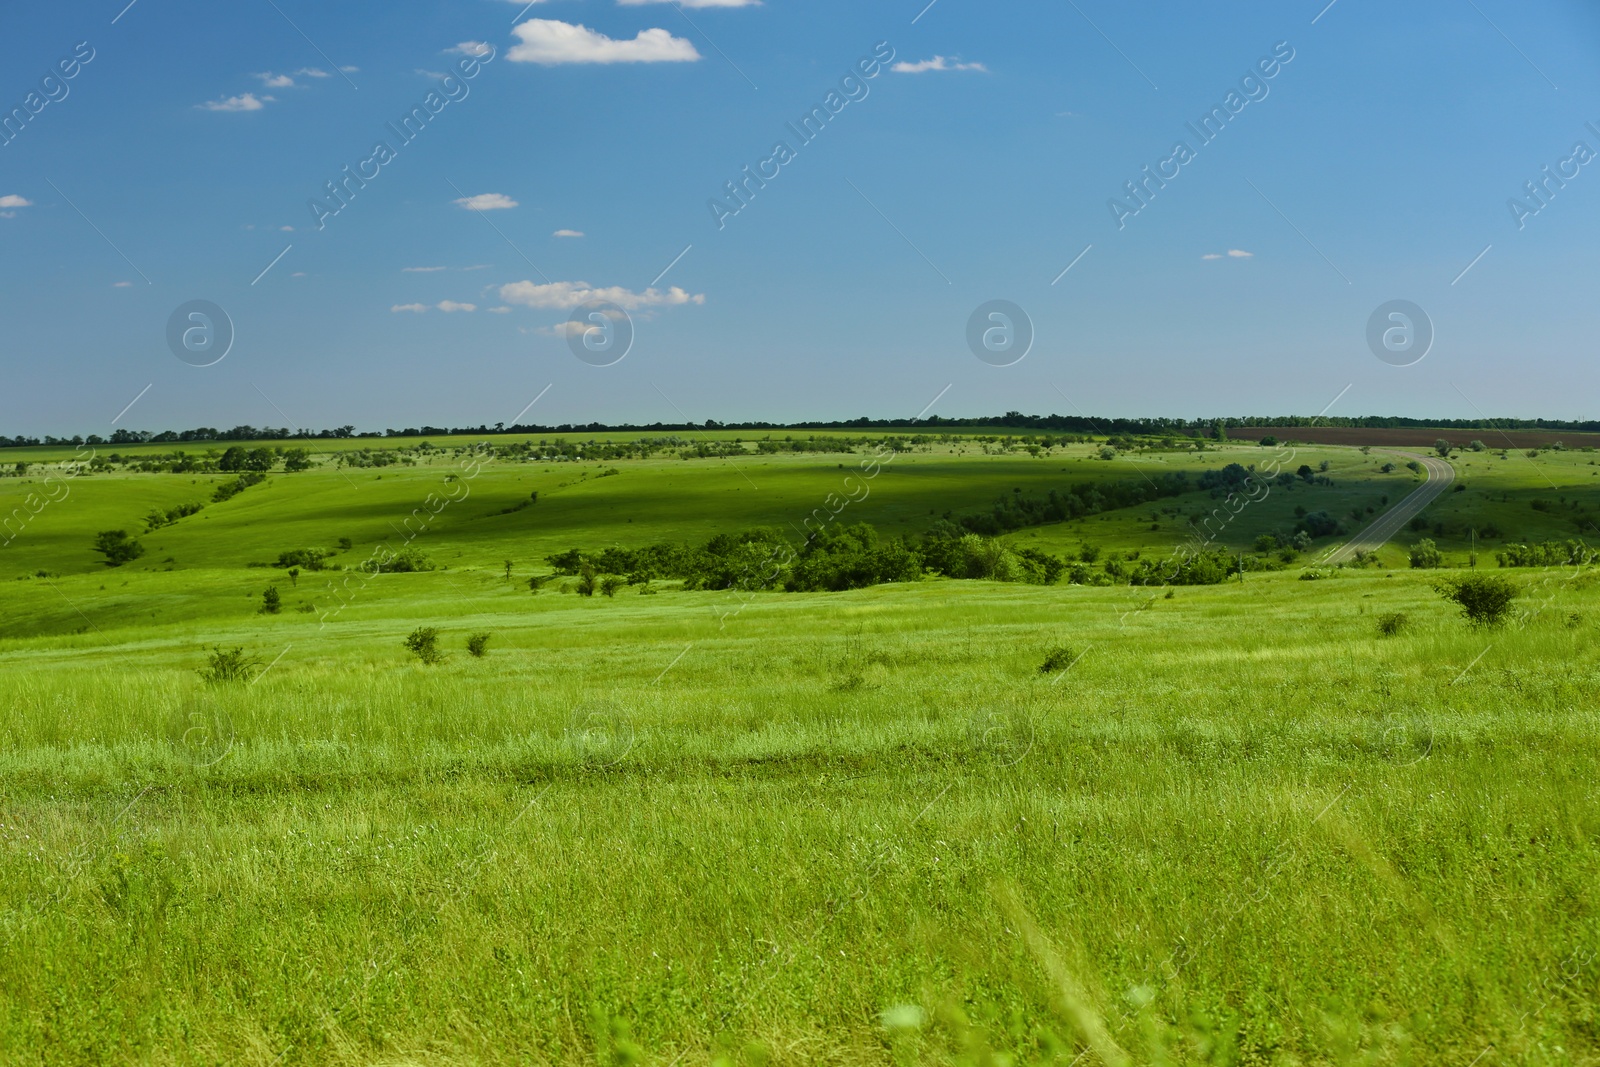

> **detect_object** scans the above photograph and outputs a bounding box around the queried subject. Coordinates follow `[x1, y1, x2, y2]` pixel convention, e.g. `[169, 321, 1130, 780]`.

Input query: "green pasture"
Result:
[1, 437, 1598, 1064]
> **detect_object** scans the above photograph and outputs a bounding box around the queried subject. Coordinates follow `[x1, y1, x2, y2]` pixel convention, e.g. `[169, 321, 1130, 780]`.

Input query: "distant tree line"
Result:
[8, 411, 1600, 449]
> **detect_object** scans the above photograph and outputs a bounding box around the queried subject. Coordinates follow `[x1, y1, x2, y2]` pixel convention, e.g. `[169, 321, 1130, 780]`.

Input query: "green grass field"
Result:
[2, 434, 1597, 1065]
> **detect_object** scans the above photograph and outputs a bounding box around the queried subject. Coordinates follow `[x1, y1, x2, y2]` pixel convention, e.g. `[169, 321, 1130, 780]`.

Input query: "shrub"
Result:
[275, 548, 329, 570]
[1435, 439, 1452, 457]
[1376, 612, 1407, 636]
[212, 471, 266, 502]
[466, 632, 491, 657]
[403, 627, 444, 664]
[93, 529, 145, 567]
[1038, 646, 1076, 674]
[1098, 446, 1116, 460]
[1435, 574, 1517, 626]
[1408, 539, 1443, 569]
[1294, 511, 1342, 539]
[599, 575, 626, 597]
[576, 565, 597, 597]
[198, 646, 260, 684]
[260, 587, 281, 614]
[1406, 460, 1422, 474]
[371, 548, 434, 573]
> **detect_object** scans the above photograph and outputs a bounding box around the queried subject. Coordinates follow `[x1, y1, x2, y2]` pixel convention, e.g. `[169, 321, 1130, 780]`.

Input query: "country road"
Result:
[1322, 450, 1456, 565]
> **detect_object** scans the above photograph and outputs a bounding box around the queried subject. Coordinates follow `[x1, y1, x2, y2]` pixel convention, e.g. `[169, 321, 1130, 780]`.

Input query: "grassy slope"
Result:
[1, 441, 1598, 1065]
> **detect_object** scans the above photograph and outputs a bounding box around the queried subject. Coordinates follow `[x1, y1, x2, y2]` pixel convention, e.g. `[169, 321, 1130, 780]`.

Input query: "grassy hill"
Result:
[2, 432, 1597, 1064]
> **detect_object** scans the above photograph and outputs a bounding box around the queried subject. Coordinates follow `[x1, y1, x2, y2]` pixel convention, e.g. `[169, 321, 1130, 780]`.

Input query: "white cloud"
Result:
[498, 280, 705, 311]
[415, 68, 449, 79]
[392, 301, 481, 313]
[280, 225, 294, 232]
[403, 266, 448, 273]
[199, 92, 271, 112]
[553, 229, 584, 238]
[297, 68, 331, 78]
[113, 281, 133, 287]
[454, 193, 518, 211]
[292, 272, 306, 277]
[891, 56, 987, 73]
[0, 195, 33, 209]
[340, 66, 360, 73]
[0, 212, 13, 219]
[619, 0, 762, 6]
[1201, 254, 1222, 260]
[1227, 249, 1253, 258]
[487, 306, 512, 314]
[255, 72, 296, 88]
[508, 19, 699, 65]
[461, 264, 492, 271]
[445, 41, 492, 57]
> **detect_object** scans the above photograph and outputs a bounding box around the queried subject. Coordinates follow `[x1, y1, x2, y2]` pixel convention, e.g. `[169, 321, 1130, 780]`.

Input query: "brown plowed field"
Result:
[1238, 426, 1600, 449]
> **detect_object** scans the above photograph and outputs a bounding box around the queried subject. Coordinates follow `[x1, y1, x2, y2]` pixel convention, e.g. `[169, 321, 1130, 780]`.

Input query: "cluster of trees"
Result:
[1496, 541, 1600, 567]
[542, 519, 1251, 596]
[950, 473, 1194, 537]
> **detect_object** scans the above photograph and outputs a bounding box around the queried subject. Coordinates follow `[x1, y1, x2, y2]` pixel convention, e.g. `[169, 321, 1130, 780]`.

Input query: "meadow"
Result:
[1, 431, 1597, 1065]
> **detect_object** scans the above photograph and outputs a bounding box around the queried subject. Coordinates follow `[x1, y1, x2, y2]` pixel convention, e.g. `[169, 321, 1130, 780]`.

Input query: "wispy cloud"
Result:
[392, 300, 480, 313]
[498, 280, 705, 311]
[0, 195, 33, 210]
[255, 72, 296, 88]
[1202, 249, 1254, 260]
[454, 193, 518, 211]
[403, 266, 448, 273]
[892, 55, 987, 73]
[508, 19, 699, 64]
[199, 92, 271, 112]
[619, 0, 762, 6]
[445, 41, 493, 57]
[553, 229, 584, 238]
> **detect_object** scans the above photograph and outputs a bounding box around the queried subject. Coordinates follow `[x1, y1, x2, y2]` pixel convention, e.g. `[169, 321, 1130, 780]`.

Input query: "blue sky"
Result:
[2, 0, 1598, 436]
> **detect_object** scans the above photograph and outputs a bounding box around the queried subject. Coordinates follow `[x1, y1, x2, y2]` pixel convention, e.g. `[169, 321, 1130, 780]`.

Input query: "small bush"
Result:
[466, 632, 491, 657]
[275, 548, 329, 570]
[599, 575, 625, 597]
[1038, 646, 1076, 674]
[198, 646, 260, 684]
[403, 627, 444, 664]
[1376, 612, 1407, 636]
[260, 587, 281, 614]
[1435, 574, 1517, 627]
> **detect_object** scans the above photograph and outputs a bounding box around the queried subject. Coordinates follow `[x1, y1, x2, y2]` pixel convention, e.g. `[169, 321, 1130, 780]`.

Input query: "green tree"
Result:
[1435, 439, 1452, 458]
[260, 586, 281, 614]
[1408, 538, 1443, 569]
[93, 529, 144, 567]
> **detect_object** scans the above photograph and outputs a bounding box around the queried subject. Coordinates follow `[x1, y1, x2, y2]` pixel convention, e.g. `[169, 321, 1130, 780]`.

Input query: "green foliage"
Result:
[370, 547, 434, 573]
[1435, 439, 1453, 457]
[281, 448, 313, 472]
[403, 626, 443, 664]
[1435, 573, 1518, 626]
[274, 548, 329, 570]
[465, 632, 491, 657]
[1376, 612, 1407, 636]
[144, 502, 204, 531]
[197, 646, 260, 684]
[92, 529, 144, 567]
[259, 586, 281, 614]
[1409, 538, 1443, 569]
[1496, 541, 1599, 567]
[212, 471, 265, 502]
[1037, 646, 1076, 673]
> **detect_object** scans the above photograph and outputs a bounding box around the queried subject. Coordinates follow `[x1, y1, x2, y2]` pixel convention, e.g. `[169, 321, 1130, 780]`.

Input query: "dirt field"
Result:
[1240, 425, 1600, 449]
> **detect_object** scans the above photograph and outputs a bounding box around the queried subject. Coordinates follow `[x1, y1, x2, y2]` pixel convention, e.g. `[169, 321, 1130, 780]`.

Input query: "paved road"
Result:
[1322, 450, 1456, 565]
